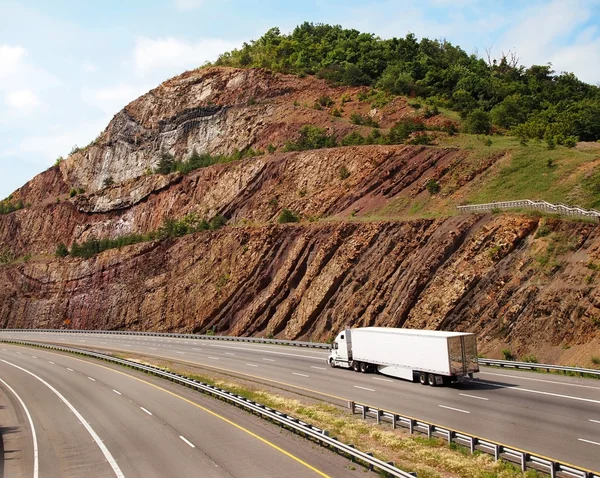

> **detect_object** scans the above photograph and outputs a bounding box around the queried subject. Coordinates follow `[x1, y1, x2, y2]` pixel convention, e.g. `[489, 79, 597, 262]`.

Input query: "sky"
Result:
[1, 0, 600, 199]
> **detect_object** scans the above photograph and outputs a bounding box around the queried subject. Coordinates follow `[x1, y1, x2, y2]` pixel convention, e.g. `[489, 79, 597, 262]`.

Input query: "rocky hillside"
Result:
[1, 66, 599, 365]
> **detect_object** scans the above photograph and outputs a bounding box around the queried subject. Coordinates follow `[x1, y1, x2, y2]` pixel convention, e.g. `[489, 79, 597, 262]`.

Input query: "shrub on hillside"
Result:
[283, 125, 336, 151]
[462, 109, 491, 134]
[278, 208, 299, 223]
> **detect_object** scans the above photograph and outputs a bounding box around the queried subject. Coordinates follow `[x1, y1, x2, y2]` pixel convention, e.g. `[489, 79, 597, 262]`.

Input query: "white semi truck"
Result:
[328, 327, 479, 386]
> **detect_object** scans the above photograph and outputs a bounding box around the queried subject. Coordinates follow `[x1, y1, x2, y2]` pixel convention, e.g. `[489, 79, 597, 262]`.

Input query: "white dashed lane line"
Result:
[179, 436, 195, 448]
[88, 377, 96, 382]
[48, 361, 54, 364]
[578, 438, 600, 446]
[208, 357, 219, 360]
[175, 352, 185, 355]
[439, 405, 470, 414]
[310, 366, 326, 370]
[589, 419, 600, 424]
[67, 368, 74, 372]
[246, 363, 259, 367]
[354, 385, 375, 392]
[140, 407, 153, 416]
[262, 358, 275, 362]
[225, 352, 235, 356]
[459, 393, 489, 401]
[372, 377, 393, 383]
[113, 389, 122, 395]
[293, 372, 309, 377]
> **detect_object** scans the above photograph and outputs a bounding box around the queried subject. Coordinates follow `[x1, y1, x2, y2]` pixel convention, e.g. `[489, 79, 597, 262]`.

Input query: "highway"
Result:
[1, 332, 599, 472]
[0, 342, 367, 478]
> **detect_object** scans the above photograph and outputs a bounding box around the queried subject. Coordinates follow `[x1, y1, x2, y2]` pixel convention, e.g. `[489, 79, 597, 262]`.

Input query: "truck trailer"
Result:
[328, 327, 479, 386]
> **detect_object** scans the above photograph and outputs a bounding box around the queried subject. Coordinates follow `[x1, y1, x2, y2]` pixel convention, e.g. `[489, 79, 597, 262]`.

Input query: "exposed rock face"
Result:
[1, 66, 598, 366]
[1, 216, 598, 365]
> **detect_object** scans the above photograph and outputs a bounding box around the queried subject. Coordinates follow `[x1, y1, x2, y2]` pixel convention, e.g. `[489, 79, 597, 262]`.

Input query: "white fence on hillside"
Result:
[457, 200, 600, 222]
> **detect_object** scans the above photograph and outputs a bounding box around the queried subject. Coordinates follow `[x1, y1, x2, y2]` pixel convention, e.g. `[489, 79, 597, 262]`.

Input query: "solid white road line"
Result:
[207, 343, 324, 360]
[589, 419, 600, 424]
[459, 393, 489, 401]
[439, 405, 470, 414]
[478, 371, 600, 390]
[87, 377, 96, 382]
[1, 359, 125, 478]
[0, 376, 39, 478]
[310, 366, 326, 370]
[113, 389, 121, 395]
[140, 407, 153, 416]
[578, 438, 600, 446]
[293, 372, 309, 377]
[179, 436, 195, 448]
[67, 368, 74, 372]
[246, 363, 259, 367]
[354, 385, 375, 392]
[372, 377, 394, 383]
[488, 382, 600, 405]
[262, 358, 275, 362]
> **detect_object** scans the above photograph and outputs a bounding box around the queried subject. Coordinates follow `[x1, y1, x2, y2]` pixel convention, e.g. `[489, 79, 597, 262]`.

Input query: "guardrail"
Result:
[457, 200, 600, 222]
[348, 400, 598, 478]
[478, 358, 600, 378]
[0, 339, 413, 478]
[3, 329, 600, 379]
[0, 329, 331, 349]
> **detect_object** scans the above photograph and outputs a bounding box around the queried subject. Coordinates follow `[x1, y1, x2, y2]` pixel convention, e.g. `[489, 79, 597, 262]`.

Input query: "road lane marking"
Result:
[31, 356, 37, 359]
[1, 359, 125, 478]
[225, 352, 235, 355]
[372, 377, 393, 383]
[140, 407, 153, 416]
[439, 405, 470, 414]
[149, 347, 157, 350]
[113, 389, 121, 395]
[589, 419, 600, 424]
[175, 352, 185, 355]
[192, 348, 202, 351]
[67, 368, 74, 372]
[293, 372, 309, 377]
[578, 438, 600, 446]
[179, 436, 196, 448]
[459, 393, 489, 401]
[483, 382, 600, 405]
[48, 361, 54, 364]
[0, 376, 39, 478]
[207, 343, 325, 361]
[354, 385, 375, 392]
[310, 366, 326, 370]
[87, 377, 96, 382]
[208, 356, 219, 360]
[246, 363, 259, 367]
[262, 358, 275, 362]
[478, 371, 600, 390]
[16, 352, 21, 355]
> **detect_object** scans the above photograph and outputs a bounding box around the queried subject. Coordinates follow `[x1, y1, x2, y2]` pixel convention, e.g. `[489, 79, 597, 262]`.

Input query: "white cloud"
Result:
[81, 83, 152, 115]
[174, 0, 204, 9]
[17, 118, 109, 165]
[132, 36, 240, 73]
[5, 89, 40, 110]
[0, 45, 27, 79]
[83, 60, 97, 73]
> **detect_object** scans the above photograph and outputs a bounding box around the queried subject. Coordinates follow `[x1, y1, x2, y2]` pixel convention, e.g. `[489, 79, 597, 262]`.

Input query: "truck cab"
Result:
[328, 329, 352, 368]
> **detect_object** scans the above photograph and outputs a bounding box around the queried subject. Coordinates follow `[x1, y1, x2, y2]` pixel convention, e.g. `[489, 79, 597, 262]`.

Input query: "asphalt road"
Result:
[0, 342, 367, 478]
[1, 332, 600, 472]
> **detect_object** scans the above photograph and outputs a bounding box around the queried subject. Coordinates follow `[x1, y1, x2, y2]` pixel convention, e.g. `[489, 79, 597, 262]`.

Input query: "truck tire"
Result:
[329, 358, 335, 368]
[419, 372, 427, 385]
[360, 362, 369, 373]
[352, 361, 360, 372]
[427, 374, 437, 386]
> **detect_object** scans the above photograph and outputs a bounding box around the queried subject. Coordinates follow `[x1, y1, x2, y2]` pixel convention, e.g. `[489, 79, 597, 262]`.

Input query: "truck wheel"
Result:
[329, 358, 335, 368]
[360, 362, 369, 373]
[427, 374, 437, 387]
[352, 361, 360, 372]
[419, 372, 427, 385]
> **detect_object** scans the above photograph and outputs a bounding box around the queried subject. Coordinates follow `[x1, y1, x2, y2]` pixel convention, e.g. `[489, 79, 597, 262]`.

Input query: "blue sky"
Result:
[1, 0, 600, 199]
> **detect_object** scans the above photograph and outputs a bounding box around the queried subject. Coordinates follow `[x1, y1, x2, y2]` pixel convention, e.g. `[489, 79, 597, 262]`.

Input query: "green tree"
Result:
[462, 108, 491, 134]
[55, 242, 69, 257]
[278, 208, 299, 223]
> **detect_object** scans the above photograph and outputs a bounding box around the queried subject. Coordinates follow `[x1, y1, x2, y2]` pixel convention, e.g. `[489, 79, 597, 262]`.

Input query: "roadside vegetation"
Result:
[57, 212, 227, 259]
[214, 22, 600, 143]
